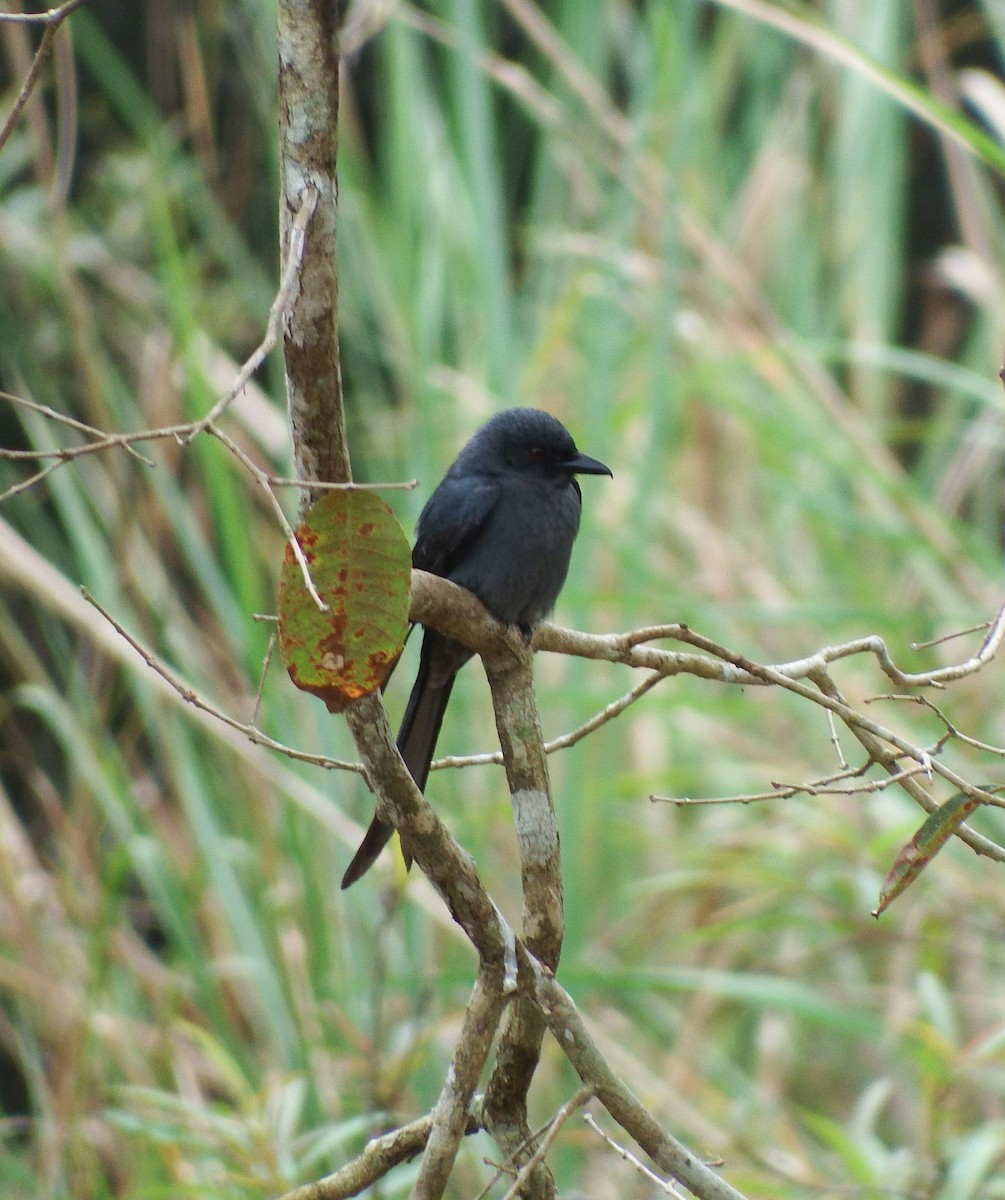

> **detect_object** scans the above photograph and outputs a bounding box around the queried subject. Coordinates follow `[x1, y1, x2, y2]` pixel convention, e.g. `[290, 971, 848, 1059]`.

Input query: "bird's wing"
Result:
[411, 476, 499, 576]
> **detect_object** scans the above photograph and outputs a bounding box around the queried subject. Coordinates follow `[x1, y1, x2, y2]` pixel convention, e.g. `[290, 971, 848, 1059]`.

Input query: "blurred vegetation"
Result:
[4, 1, 1005, 1196]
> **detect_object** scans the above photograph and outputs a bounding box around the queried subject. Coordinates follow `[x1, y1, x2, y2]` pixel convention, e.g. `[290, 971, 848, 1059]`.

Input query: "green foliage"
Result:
[4, 1, 1005, 1197]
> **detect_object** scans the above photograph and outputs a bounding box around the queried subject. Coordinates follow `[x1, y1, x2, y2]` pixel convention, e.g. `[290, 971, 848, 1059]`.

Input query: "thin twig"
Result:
[180, 185, 318, 443]
[583, 1112, 689, 1198]
[251, 629, 277, 727]
[431, 670, 665, 771]
[826, 707, 847, 769]
[0, 391, 155, 463]
[0, 21, 56, 155]
[0, 0, 91, 23]
[413, 971, 511, 1200]
[0, 388, 412, 487]
[0, 457, 64, 502]
[531, 611, 1005, 838]
[0, 388, 415, 503]
[206, 422, 327, 612]
[496, 1089, 595, 1200]
[873, 691, 1005, 761]
[532, 963, 748, 1200]
[912, 620, 992, 651]
[473, 1093, 592, 1200]
[0, 0, 90, 161]
[79, 586, 364, 774]
[73, 548, 1005, 864]
[810, 669, 1005, 863]
[554, 601, 1005, 691]
[656, 761, 934, 806]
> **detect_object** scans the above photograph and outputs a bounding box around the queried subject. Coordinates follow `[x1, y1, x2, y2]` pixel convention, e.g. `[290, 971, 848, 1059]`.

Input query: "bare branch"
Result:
[180, 185, 319, 443]
[481, 638, 563, 1199]
[431, 669, 666, 772]
[342, 693, 519, 969]
[0, 0, 90, 23]
[414, 971, 512, 1200]
[0, 16, 56, 156]
[0, 391, 154, 463]
[870, 692, 1005, 760]
[912, 620, 992, 651]
[0, 455, 65, 501]
[251, 629, 278, 727]
[657, 761, 935, 806]
[65, 558, 1005, 872]
[78, 586, 364, 774]
[274, 1110, 480, 1200]
[533, 599, 1005, 691]
[496, 1089, 595, 1200]
[532, 963, 748, 1200]
[277, 0, 350, 500]
[206, 422, 328, 611]
[826, 707, 849, 770]
[407, 571, 1005, 860]
[0, 388, 413, 494]
[583, 1112, 690, 1198]
[810, 670, 1005, 863]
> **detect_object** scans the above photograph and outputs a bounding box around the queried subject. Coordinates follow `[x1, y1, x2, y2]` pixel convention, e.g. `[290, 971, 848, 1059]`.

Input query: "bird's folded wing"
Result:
[411, 477, 499, 576]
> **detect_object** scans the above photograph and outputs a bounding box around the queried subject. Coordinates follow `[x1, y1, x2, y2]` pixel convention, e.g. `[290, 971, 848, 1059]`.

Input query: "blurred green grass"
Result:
[4, 2, 1005, 1197]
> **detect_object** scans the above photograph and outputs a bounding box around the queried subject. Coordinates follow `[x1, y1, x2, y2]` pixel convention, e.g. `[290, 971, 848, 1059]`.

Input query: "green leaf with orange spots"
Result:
[278, 490, 410, 712]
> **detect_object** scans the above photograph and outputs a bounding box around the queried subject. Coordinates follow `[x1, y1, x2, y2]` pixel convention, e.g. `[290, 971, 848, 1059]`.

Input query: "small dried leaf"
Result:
[873, 790, 982, 917]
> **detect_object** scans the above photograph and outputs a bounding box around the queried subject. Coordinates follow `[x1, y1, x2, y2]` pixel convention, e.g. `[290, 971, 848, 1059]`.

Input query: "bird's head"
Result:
[464, 407, 612, 484]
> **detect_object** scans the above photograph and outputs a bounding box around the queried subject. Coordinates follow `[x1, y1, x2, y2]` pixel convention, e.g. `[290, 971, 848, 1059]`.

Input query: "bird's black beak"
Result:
[566, 451, 613, 478]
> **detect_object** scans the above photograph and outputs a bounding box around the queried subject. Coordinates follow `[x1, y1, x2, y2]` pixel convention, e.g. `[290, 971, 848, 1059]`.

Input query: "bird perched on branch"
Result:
[341, 406, 611, 889]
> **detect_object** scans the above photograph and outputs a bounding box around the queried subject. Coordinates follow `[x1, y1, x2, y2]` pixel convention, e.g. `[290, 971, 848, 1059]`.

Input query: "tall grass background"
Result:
[3, 1, 1005, 1196]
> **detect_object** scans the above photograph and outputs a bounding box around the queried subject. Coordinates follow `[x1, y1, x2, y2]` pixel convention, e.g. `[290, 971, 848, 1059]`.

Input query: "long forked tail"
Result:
[340, 642, 457, 889]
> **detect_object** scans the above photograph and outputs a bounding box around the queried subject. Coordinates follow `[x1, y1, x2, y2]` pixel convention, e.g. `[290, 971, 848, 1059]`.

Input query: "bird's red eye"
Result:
[530, 446, 546, 461]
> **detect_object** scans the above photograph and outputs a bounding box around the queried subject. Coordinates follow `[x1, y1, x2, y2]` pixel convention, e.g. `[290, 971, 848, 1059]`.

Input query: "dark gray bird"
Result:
[341, 407, 611, 889]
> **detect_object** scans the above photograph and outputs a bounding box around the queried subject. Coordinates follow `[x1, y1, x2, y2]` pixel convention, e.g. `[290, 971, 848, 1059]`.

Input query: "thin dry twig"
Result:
[431, 669, 665, 772]
[811, 670, 1005, 863]
[657, 760, 935, 806]
[79, 586, 365, 775]
[563, 600, 1005, 691]
[0, 0, 90, 22]
[912, 620, 992, 651]
[0, 390, 413, 500]
[206, 421, 328, 612]
[532, 610, 1005, 857]
[496, 1088, 595, 1200]
[251, 629, 278, 727]
[0, 186, 410, 522]
[0, 1, 88, 157]
[0, 185, 405, 611]
[413, 971, 512, 1200]
[532, 964, 748, 1200]
[583, 1112, 689, 1198]
[873, 692, 1005, 760]
[825, 707, 848, 770]
[0, 391, 154, 464]
[2, 217, 414, 606]
[180, 185, 318, 443]
[1, 455, 63, 501]
[473, 1089, 594, 1200]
